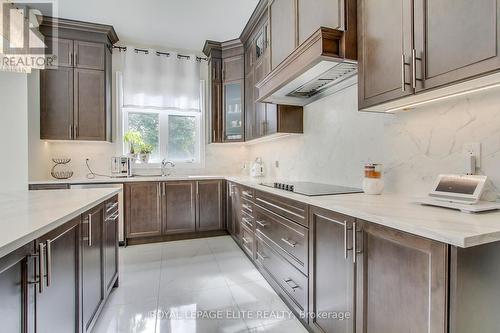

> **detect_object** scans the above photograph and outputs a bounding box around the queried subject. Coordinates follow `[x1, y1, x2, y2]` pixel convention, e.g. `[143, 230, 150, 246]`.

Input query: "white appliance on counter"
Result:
[417, 174, 500, 213]
[250, 157, 265, 178]
[70, 183, 125, 244]
[111, 157, 133, 177]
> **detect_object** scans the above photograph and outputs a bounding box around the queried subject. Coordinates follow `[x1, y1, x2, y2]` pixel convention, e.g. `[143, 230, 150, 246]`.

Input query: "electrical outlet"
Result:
[463, 143, 481, 168]
[274, 160, 280, 168]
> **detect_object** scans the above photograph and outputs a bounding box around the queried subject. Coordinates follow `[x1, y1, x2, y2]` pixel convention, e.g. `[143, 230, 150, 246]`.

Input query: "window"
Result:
[123, 108, 202, 166]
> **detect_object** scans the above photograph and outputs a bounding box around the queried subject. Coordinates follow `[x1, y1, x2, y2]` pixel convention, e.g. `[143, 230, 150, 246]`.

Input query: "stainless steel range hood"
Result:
[256, 27, 358, 107]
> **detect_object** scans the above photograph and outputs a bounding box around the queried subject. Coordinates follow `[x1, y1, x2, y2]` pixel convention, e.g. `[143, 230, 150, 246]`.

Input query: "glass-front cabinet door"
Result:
[223, 81, 244, 141]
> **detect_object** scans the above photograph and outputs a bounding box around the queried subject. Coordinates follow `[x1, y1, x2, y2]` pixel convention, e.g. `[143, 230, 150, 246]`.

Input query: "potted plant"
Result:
[123, 131, 143, 161]
[139, 143, 154, 164]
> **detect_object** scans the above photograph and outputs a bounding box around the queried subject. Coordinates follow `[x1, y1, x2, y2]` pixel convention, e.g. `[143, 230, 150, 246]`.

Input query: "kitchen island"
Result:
[0, 188, 120, 333]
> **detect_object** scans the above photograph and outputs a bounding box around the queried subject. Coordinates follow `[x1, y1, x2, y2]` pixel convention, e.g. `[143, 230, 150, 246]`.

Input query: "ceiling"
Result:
[38, 0, 259, 52]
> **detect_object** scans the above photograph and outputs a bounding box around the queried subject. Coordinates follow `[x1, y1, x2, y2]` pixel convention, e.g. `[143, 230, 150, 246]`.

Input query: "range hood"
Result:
[256, 27, 358, 107]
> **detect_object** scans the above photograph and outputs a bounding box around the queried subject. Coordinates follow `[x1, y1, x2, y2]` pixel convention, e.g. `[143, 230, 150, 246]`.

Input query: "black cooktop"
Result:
[261, 181, 363, 197]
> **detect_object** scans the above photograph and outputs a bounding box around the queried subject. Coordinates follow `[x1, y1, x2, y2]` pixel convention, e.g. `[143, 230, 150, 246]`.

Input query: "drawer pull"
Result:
[257, 252, 268, 260]
[256, 220, 268, 228]
[106, 212, 119, 222]
[242, 237, 251, 245]
[106, 202, 118, 213]
[242, 204, 252, 212]
[281, 238, 297, 248]
[242, 217, 253, 228]
[242, 190, 253, 198]
[284, 278, 300, 291]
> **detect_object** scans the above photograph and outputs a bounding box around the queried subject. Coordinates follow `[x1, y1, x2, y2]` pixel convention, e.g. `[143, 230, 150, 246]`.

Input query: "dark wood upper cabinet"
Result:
[196, 180, 224, 232]
[36, 217, 80, 333]
[309, 207, 355, 333]
[39, 17, 117, 142]
[355, 220, 448, 333]
[40, 67, 74, 140]
[359, 0, 500, 111]
[358, 0, 414, 110]
[163, 181, 196, 234]
[269, 0, 297, 70]
[125, 182, 162, 238]
[74, 69, 106, 141]
[297, 0, 344, 45]
[204, 40, 245, 143]
[45, 37, 73, 68]
[74, 41, 105, 70]
[413, 0, 500, 92]
[81, 205, 105, 333]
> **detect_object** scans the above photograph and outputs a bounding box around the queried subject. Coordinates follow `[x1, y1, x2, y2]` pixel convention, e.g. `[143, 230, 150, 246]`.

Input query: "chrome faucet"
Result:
[161, 159, 176, 177]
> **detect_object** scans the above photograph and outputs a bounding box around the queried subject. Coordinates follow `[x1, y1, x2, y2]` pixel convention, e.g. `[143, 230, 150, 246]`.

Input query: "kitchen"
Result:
[2, 0, 500, 332]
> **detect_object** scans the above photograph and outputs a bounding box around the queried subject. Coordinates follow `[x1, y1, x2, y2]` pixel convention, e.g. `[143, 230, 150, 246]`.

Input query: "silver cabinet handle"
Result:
[242, 204, 252, 212]
[38, 243, 45, 294]
[45, 240, 52, 287]
[69, 52, 73, 66]
[242, 237, 251, 245]
[106, 212, 119, 222]
[284, 278, 300, 291]
[257, 252, 267, 261]
[88, 213, 92, 247]
[106, 202, 118, 213]
[242, 190, 252, 198]
[401, 54, 411, 92]
[74, 53, 78, 66]
[411, 49, 422, 89]
[256, 220, 267, 228]
[281, 238, 297, 248]
[352, 222, 363, 264]
[242, 217, 252, 228]
[344, 222, 353, 260]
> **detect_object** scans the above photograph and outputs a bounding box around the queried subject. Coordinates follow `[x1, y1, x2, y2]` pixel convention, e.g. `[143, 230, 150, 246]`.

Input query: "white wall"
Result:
[248, 84, 500, 196]
[0, 71, 29, 191]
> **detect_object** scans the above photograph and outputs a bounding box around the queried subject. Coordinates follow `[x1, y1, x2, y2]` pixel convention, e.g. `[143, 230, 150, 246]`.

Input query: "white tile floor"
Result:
[92, 236, 309, 333]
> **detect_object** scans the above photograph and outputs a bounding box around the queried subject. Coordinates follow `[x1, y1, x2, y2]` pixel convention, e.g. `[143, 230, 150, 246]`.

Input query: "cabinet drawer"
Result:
[241, 197, 254, 216]
[255, 204, 308, 275]
[255, 190, 308, 227]
[241, 226, 254, 258]
[242, 210, 255, 230]
[241, 188, 254, 200]
[256, 235, 308, 313]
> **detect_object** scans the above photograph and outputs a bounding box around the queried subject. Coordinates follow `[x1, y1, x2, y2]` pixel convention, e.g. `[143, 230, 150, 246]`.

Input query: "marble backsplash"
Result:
[248, 84, 500, 196]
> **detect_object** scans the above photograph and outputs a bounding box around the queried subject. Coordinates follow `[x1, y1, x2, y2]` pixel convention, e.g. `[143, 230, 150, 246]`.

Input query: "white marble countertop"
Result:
[29, 175, 226, 185]
[226, 177, 500, 248]
[29, 176, 500, 248]
[0, 188, 121, 258]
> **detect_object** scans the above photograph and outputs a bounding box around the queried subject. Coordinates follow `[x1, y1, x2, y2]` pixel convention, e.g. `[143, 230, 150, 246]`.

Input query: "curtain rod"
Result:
[113, 46, 208, 62]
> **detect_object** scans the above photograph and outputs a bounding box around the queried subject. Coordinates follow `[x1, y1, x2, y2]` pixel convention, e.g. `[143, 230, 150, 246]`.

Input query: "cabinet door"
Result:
[164, 181, 196, 234]
[223, 55, 244, 82]
[37, 218, 80, 333]
[223, 81, 244, 142]
[245, 72, 256, 140]
[414, 0, 500, 92]
[309, 208, 355, 333]
[226, 183, 235, 235]
[355, 221, 448, 333]
[74, 69, 106, 141]
[81, 205, 104, 333]
[197, 180, 223, 231]
[211, 58, 223, 143]
[297, 0, 344, 45]
[74, 41, 105, 70]
[270, 0, 297, 69]
[104, 198, 119, 294]
[358, 0, 414, 109]
[40, 68, 74, 140]
[231, 185, 243, 241]
[45, 37, 73, 68]
[125, 183, 162, 238]
[0, 245, 35, 333]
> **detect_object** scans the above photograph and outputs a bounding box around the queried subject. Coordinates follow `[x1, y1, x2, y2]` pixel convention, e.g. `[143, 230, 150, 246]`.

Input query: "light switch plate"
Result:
[463, 143, 481, 168]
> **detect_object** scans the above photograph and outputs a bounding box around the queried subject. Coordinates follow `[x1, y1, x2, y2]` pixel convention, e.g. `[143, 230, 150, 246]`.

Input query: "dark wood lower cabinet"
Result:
[309, 207, 355, 333]
[355, 220, 448, 333]
[125, 182, 162, 238]
[81, 204, 105, 333]
[104, 197, 119, 295]
[196, 180, 224, 231]
[36, 217, 80, 333]
[0, 244, 35, 333]
[163, 181, 196, 234]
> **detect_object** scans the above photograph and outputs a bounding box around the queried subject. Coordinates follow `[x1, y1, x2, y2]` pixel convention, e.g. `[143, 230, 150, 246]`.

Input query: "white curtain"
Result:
[122, 47, 201, 111]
